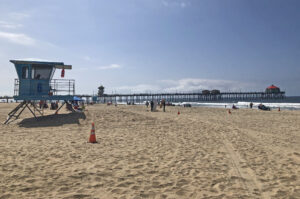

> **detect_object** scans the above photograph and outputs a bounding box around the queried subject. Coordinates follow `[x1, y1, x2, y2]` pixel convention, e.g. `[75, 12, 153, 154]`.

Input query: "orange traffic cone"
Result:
[178, 110, 180, 115]
[89, 123, 97, 143]
[228, 109, 231, 114]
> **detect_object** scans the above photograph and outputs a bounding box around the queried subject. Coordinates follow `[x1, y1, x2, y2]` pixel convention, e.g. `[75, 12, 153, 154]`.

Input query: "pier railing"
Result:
[97, 91, 286, 103]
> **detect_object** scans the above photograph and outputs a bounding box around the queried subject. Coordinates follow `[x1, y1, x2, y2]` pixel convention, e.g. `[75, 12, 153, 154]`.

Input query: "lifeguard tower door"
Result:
[30, 64, 54, 97]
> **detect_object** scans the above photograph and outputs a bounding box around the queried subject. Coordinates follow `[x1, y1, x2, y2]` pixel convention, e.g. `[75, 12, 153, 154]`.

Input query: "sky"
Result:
[0, 0, 299, 96]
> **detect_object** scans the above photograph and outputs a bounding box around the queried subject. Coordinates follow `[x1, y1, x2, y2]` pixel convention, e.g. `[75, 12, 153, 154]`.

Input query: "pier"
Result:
[1, 85, 286, 104]
[97, 91, 286, 104]
[0, 96, 14, 103]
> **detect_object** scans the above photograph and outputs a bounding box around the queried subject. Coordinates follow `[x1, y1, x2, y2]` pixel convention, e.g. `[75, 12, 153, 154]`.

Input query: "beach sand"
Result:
[0, 103, 299, 198]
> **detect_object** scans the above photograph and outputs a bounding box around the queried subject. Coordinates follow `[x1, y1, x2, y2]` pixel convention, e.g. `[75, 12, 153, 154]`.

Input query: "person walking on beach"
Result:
[146, 101, 149, 108]
[250, 102, 253, 109]
[162, 99, 166, 112]
[150, 100, 154, 112]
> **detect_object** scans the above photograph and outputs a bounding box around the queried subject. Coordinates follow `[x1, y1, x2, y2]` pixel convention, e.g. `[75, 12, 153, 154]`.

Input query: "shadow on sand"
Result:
[18, 112, 86, 128]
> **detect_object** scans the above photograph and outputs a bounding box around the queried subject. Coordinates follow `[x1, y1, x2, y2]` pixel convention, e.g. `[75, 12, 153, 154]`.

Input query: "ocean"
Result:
[174, 96, 300, 110]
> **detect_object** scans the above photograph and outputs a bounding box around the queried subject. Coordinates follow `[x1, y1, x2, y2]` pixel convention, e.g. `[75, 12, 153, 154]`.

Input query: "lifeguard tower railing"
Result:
[14, 78, 75, 100]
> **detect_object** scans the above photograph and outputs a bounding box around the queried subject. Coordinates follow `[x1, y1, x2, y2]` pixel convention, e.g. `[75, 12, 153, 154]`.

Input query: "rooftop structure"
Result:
[265, 84, 281, 93]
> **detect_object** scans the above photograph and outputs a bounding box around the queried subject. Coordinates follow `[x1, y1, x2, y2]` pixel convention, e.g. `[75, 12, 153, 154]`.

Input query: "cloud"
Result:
[76, 67, 88, 71]
[9, 12, 30, 20]
[0, 14, 56, 47]
[83, 56, 91, 61]
[0, 31, 56, 47]
[160, 78, 256, 92]
[18, 58, 51, 62]
[0, 21, 23, 29]
[0, 31, 36, 46]
[162, 0, 190, 8]
[0, 12, 29, 29]
[162, 1, 169, 7]
[97, 64, 122, 70]
[113, 84, 161, 93]
[111, 78, 260, 93]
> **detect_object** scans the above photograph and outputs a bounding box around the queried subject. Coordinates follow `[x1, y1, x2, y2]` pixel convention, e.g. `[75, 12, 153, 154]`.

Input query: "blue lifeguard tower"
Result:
[5, 60, 76, 124]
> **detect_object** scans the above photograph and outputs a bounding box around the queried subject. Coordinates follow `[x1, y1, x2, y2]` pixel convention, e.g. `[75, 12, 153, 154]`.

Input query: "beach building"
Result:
[4, 60, 76, 124]
[202, 90, 210, 95]
[11, 60, 74, 101]
[265, 85, 281, 93]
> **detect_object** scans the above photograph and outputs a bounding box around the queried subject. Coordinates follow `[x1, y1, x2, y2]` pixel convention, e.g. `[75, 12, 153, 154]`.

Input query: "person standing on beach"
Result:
[150, 100, 154, 112]
[162, 99, 166, 112]
[250, 102, 253, 109]
[146, 101, 149, 108]
[153, 100, 157, 111]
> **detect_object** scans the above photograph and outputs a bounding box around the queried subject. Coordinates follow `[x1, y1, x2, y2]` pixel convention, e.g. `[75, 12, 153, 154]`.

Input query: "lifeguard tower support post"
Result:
[4, 60, 75, 124]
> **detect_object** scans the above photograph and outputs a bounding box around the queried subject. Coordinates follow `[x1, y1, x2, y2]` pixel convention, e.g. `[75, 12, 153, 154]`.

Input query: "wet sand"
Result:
[0, 103, 299, 198]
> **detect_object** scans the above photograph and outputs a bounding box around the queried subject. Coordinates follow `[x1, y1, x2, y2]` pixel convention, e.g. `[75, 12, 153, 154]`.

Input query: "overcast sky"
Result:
[0, 0, 299, 96]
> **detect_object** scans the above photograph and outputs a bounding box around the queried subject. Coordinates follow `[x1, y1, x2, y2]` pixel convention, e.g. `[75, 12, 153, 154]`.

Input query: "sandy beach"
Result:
[0, 103, 299, 198]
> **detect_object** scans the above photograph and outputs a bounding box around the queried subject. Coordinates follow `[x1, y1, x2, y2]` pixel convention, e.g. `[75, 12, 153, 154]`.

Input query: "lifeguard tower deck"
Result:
[5, 60, 76, 124]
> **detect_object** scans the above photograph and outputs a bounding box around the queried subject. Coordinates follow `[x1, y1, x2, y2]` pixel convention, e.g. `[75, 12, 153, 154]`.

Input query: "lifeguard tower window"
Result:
[22, 67, 29, 79]
[31, 64, 54, 79]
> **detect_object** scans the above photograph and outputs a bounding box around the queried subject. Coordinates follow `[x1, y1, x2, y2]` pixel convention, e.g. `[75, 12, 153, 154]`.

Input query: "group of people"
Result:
[230, 102, 253, 109]
[250, 102, 271, 111]
[39, 100, 59, 110]
[146, 99, 166, 112]
[38, 100, 86, 112]
[258, 103, 271, 111]
[71, 100, 85, 111]
[144, 100, 273, 112]
[228, 102, 270, 110]
[37, 100, 59, 110]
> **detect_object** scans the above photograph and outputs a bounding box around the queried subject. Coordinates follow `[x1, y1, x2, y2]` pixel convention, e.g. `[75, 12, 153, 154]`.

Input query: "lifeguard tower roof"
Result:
[10, 60, 72, 69]
[11, 59, 74, 101]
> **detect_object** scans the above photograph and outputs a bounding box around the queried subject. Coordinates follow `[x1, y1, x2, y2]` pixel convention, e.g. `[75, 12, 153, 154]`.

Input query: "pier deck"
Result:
[98, 91, 285, 103]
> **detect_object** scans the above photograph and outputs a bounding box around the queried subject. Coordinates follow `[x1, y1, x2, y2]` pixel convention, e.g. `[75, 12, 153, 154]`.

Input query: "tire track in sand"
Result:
[124, 107, 270, 198]
[220, 134, 270, 199]
[186, 117, 270, 199]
